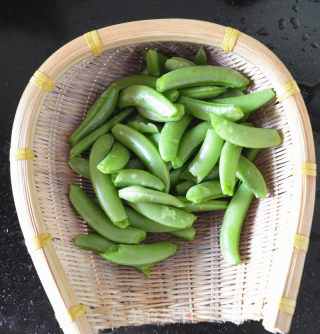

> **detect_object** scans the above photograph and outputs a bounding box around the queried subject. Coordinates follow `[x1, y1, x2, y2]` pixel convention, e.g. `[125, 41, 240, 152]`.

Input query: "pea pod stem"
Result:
[186, 181, 226, 203]
[68, 156, 90, 179]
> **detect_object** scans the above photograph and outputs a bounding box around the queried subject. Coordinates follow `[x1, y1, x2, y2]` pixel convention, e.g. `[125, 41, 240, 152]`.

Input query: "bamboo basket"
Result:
[10, 19, 316, 334]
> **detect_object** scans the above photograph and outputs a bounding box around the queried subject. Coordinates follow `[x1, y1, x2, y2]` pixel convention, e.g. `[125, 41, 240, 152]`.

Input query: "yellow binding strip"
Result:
[10, 148, 34, 161]
[279, 81, 300, 103]
[27, 233, 52, 253]
[84, 30, 103, 55]
[30, 70, 54, 92]
[222, 27, 240, 52]
[294, 233, 309, 252]
[56, 304, 86, 329]
[278, 297, 296, 315]
[293, 162, 317, 177]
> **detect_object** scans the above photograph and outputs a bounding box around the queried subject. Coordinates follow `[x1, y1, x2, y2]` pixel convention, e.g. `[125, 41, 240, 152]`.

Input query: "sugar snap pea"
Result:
[186, 181, 226, 203]
[127, 115, 160, 133]
[188, 126, 224, 182]
[179, 96, 243, 121]
[114, 169, 165, 191]
[179, 86, 227, 100]
[242, 148, 259, 162]
[172, 121, 210, 169]
[128, 202, 196, 229]
[69, 84, 119, 145]
[115, 75, 157, 90]
[159, 114, 192, 162]
[175, 180, 196, 195]
[69, 185, 146, 244]
[167, 227, 196, 241]
[145, 49, 167, 76]
[97, 142, 130, 174]
[193, 46, 207, 65]
[125, 158, 145, 170]
[68, 156, 90, 179]
[236, 155, 266, 198]
[219, 142, 242, 196]
[75, 233, 114, 253]
[210, 113, 282, 148]
[156, 65, 250, 92]
[90, 134, 129, 228]
[69, 108, 134, 158]
[137, 105, 185, 122]
[118, 85, 181, 119]
[101, 242, 179, 266]
[218, 88, 244, 98]
[165, 57, 195, 71]
[163, 89, 180, 102]
[177, 196, 228, 212]
[111, 123, 170, 192]
[119, 186, 184, 208]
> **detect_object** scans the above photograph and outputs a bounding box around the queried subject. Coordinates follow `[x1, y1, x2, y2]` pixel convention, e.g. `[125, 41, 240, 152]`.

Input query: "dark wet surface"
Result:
[0, 0, 319, 333]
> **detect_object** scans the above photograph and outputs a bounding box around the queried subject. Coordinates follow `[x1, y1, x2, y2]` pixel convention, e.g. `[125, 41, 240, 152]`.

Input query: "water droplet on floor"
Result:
[292, 5, 299, 12]
[278, 18, 287, 30]
[311, 42, 319, 49]
[290, 17, 300, 29]
[303, 32, 311, 41]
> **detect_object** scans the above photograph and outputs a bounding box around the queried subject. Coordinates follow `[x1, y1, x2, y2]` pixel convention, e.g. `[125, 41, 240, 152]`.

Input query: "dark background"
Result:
[1, 0, 320, 333]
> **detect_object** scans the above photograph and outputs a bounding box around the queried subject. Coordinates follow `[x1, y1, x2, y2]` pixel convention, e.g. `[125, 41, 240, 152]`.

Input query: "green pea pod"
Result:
[68, 156, 90, 179]
[69, 108, 134, 158]
[165, 57, 195, 71]
[188, 126, 224, 182]
[236, 155, 266, 198]
[97, 142, 130, 174]
[186, 181, 226, 203]
[148, 132, 161, 147]
[101, 242, 179, 266]
[172, 121, 210, 169]
[219, 142, 242, 196]
[159, 114, 192, 162]
[218, 88, 245, 98]
[90, 134, 129, 228]
[177, 196, 228, 212]
[169, 167, 186, 187]
[69, 185, 146, 244]
[242, 148, 260, 162]
[156, 65, 250, 92]
[210, 113, 282, 148]
[128, 202, 196, 229]
[115, 75, 157, 90]
[175, 180, 196, 195]
[125, 158, 145, 170]
[193, 46, 207, 65]
[111, 124, 170, 192]
[163, 89, 180, 102]
[220, 182, 254, 265]
[114, 169, 165, 191]
[75, 233, 153, 276]
[145, 49, 167, 75]
[119, 186, 184, 208]
[137, 105, 185, 122]
[167, 227, 196, 241]
[179, 96, 243, 121]
[179, 86, 227, 100]
[118, 85, 180, 119]
[69, 84, 119, 145]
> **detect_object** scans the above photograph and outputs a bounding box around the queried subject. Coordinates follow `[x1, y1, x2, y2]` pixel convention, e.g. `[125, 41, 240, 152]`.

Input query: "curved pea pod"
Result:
[219, 142, 242, 196]
[119, 186, 184, 208]
[114, 169, 165, 191]
[90, 134, 129, 228]
[177, 196, 228, 212]
[125, 158, 145, 170]
[218, 88, 245, 98]
[172, 121, 210, 169]
[75, 233, 114, 253]
[69, 185, 146, 244]
[165, 57, 195, 71]
[188, 126, 224, 183]
[137, 105, 185, 122]
[220, 182, 254, 265]
[167, 227, 196, 241]
[115, 75, 157, 90]
[210, 113, 282, 148]
[186, 181, 226, 203]
[111, 123, 170, 192]
[69, 84, 119, 145]
[156, 65, 250, 92]
[179, 86, 227, 100]
[69, 108, 134, 158]
[128, 202, 196, 229]
[175, 180, 196, 195]
[118, 85, 180, 119]
[127, 115, 160, 133]
[145, 49, 167, 75]
[97, 142, 130, 174]
[163, 89, 180, 102]
[159, 114, 192, 162]
[236, 155, 266, 198]
[193, 46, 207, 65]
[68, 156, 90, 179]
[179, 96, 243, 121]
[101, 242, 179, 266]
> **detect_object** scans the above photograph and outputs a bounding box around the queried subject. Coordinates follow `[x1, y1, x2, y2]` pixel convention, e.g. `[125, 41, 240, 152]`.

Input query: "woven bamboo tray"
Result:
[10, 19, 316, 334]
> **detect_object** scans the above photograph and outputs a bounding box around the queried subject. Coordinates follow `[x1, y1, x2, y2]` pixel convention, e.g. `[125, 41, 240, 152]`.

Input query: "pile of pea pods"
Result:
[68, 46, 281, 275]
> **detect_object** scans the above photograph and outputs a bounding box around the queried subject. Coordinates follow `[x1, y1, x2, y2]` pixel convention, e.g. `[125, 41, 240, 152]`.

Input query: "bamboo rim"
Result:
[10, 19, 315, 334]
